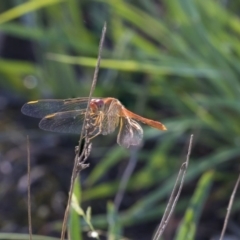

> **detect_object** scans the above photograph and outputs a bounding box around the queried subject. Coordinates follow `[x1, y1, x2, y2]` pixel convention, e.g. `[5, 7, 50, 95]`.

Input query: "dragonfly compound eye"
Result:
[90, 99, 104, 110]
[94, 99, 104, 109]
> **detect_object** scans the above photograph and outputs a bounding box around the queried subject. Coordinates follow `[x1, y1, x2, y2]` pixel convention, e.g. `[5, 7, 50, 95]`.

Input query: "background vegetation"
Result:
[1, 0, 240, 239]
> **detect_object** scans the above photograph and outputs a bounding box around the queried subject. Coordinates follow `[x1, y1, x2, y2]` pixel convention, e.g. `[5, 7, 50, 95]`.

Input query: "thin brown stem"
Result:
[60, 22, 107, 240]
[27, 136, 32, 240]
[219, 173, 240, 240]
[76, 22, 106, 158]
[114, 148, 138, 210]
[153, 134, 194, 240]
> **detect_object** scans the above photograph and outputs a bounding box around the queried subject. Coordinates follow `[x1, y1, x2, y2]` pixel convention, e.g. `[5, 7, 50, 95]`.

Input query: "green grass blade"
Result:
[107, 202, 122, 240]
[69, 177, 82, 240]
[47, 53, 219, 77]
[0, 0, 65, 24]
[86, 147, 128, 186]
[0, 233, 60, 240]
[174, 171, 214, 240]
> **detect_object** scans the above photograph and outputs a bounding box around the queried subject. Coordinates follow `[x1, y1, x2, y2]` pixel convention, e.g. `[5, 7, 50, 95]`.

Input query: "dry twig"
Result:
[60, 22, 107, 240]
[114, 148, 139, 210]
[152, 134, 194, 240]
[27, 136, 32, 240]
[219, 173, 240, 240]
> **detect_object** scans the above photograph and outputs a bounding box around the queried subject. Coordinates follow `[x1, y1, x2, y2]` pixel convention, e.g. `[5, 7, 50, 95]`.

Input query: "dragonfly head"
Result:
[90, 99, 104, 111]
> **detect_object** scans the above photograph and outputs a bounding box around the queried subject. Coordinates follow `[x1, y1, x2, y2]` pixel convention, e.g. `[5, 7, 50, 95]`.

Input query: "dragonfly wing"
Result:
[117, 117, 143, 148]
[101, 114, 119, 135]
[21, 98, 98, 118]
[39, 110, 90, 134]
[101, 98, 121, 135]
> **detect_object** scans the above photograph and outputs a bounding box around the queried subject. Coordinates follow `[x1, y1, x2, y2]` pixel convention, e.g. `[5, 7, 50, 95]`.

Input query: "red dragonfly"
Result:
[21, 97, 166, 148]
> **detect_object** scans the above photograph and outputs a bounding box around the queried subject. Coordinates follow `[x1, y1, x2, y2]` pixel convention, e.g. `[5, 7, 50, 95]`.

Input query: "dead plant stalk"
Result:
[152, 134, 194, 240]
[60, 22, 107, 240]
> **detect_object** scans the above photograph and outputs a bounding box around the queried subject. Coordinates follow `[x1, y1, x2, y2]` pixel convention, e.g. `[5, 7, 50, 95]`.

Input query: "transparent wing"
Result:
[21, 98, 100, 118]
[39, 110, 99, 134]
[101, 114, 120, 135]
[101, 98, 121, 135]
[117, 117, 143, 148]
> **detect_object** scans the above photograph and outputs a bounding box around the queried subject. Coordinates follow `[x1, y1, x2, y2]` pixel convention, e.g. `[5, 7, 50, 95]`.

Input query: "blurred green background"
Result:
[1, 0, 240, 240]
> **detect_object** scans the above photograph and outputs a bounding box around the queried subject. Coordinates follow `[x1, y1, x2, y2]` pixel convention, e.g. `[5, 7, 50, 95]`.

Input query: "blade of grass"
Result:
[69, 176, 82, 240]
[86, 146, 128, 186]
[174, 171, 214, 240]
[0, 0, 65, 25]
[0, 233, 61, 240]
[46, 53, 219, 78]
[107, 202, 122, 240]
[27, 136, 32, 240]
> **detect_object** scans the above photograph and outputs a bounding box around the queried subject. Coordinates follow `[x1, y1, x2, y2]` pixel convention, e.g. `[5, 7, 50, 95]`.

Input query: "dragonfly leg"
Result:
[87, 114, 103, 140]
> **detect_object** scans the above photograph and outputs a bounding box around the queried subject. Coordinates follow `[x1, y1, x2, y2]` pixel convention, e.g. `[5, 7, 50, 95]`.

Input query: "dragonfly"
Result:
[21, 97, 167, 148]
